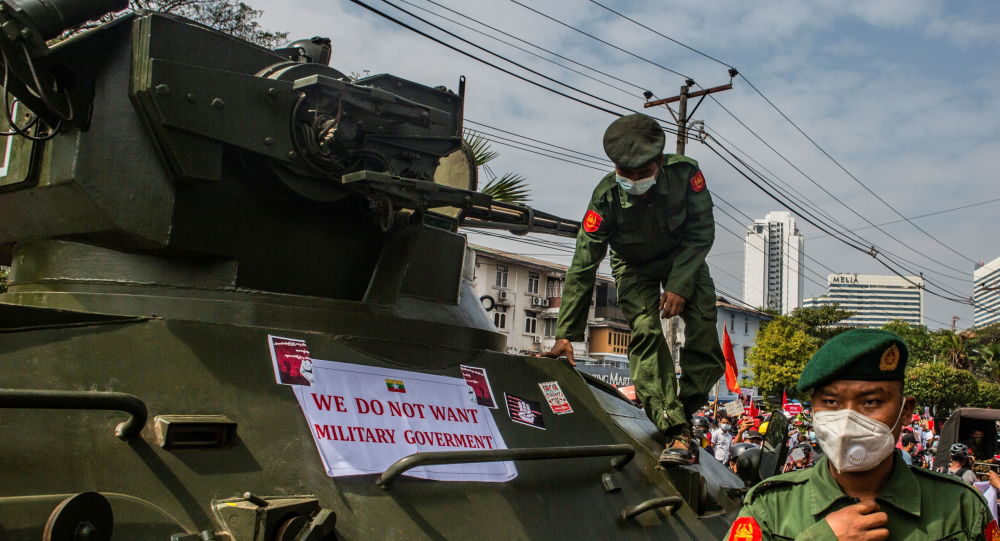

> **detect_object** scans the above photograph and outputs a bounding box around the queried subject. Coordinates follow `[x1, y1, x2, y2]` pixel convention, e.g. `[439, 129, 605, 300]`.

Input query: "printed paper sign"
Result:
[724, 399, 744, 418]
[460, 365, 497, 409]
[505, 393, 545, 429]
[268, 335, 314, 386]
[287, 356, 515, 483]
[538, 381, 573, 414]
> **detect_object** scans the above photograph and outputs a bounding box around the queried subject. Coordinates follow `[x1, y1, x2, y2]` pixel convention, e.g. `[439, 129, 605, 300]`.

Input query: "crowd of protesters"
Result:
[689, 404, 1000, 488]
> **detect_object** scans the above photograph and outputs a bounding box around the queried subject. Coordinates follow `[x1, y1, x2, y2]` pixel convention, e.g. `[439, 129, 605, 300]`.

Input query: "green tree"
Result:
[881, 320, 936, 364]
[972, 342, 1000, 383]
[745, 316, 819, 398]
[975, 381, 1000, 409]
[935, 330, 974, 370]
[465, 132, 531, 205]
[973, 321, 1000, 346]
[74, 1, 288, 48]
[787, 305, 855, 342]
[904, 361, 978, 415]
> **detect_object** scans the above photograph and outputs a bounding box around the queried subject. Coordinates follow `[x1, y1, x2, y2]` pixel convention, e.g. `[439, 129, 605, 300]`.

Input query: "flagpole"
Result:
[712, 379, 721, 418]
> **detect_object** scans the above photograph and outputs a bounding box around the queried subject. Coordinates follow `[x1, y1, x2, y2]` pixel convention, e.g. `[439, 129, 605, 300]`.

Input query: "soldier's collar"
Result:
[873, 451, 921, 517]
[808, 453, 921, 517]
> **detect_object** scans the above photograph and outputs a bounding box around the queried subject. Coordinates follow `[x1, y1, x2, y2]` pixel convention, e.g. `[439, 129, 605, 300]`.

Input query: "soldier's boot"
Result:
[658, 425, 698, 466]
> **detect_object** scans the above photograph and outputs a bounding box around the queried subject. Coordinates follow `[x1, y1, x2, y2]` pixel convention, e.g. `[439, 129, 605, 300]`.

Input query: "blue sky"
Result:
[251, 0, 1000, 329]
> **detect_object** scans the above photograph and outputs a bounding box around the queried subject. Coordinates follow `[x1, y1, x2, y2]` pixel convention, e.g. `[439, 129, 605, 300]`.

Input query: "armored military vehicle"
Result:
[0, 1, 765, 538]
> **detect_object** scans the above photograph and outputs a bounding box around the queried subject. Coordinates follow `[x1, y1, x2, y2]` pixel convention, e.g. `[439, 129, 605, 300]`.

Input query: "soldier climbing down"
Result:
[540, 113, 725, 466]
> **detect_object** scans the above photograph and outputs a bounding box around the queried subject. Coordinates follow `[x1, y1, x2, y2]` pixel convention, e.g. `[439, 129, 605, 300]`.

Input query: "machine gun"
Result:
[0, 0, 578, 253]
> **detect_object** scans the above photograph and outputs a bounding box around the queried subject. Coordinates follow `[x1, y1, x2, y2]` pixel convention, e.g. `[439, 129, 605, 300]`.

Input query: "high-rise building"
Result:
[974, 256, 1000, 327]
[803, 273, 923, 328]
[743, 211, 804, 314]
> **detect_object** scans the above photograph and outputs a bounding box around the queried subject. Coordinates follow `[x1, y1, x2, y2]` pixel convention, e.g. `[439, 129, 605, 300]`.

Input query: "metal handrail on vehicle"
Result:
[620, 496, 684, 521]
[377, 443, 635, 489]
[0, 389, 147, 440]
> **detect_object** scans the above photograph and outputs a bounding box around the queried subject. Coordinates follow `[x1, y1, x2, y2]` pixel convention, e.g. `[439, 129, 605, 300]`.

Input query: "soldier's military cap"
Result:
[602, 114, 665, 168]
[796, 329, 908, 392]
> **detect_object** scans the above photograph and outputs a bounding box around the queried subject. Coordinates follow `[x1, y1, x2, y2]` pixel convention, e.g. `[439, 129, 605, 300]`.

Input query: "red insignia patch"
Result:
[582, 210, 603, 233]
[689, 170, 706, 192]
[986, 520, 999, 541]
[728, 517, 762, 541]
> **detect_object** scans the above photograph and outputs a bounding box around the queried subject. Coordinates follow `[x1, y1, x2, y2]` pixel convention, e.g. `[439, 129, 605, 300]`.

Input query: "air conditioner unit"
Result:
[540, 298, 550, 307]
[497, 290, 510, 303]
[533, 335, 543, 344]
[531, 297, 544, 306]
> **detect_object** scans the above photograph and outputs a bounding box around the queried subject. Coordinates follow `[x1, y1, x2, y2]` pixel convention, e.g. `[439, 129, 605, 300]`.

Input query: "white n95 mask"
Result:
[813, 404, 904, 473]
[616, 173, 656, 195]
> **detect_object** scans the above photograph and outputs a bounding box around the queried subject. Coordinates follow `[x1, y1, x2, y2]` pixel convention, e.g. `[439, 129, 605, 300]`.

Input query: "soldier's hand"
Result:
[659, 291, 686, 318]
[535, 338, 576, 367]
[823, 500, 889, 541]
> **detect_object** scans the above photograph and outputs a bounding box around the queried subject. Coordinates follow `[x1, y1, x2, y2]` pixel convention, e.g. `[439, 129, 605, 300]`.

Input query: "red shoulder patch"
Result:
[689, 170, 706, 192]
[728, 517, 762, 541]
[582, 209, 603, 233]
[986, 520, 999, 541]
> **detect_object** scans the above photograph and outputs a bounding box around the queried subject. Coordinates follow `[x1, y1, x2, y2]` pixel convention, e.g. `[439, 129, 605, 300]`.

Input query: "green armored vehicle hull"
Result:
[0, 2, 745, 538]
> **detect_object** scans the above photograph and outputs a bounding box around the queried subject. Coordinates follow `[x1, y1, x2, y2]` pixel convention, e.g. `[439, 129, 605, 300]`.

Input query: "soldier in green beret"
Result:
[539, 113, 725, 465]
[725, 329, 996, 540]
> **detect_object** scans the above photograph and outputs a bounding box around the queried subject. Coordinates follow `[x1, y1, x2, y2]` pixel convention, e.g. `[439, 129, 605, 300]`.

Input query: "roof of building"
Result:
[715, 296, 774, 320]
[471, 244, 613, 284]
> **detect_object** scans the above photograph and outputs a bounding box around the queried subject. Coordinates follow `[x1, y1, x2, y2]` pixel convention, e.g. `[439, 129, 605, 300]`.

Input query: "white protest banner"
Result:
[724, 399, 744, 418]
[290, 358, 516, 483]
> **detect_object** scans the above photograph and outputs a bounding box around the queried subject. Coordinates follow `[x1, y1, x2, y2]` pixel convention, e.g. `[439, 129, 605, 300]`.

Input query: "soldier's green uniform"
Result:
[728, 453, 994, 540]
[726, 329, 997, 540]
[555, 114, 724, 436]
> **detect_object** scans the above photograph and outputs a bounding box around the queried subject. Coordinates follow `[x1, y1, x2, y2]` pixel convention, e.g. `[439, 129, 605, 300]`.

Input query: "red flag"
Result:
[782, 389, 788, 409]
[722, 326, 741, 393]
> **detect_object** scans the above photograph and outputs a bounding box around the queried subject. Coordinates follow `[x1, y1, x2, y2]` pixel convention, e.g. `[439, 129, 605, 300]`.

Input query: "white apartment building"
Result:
[470, 245, 626, 357]
[803, 273, 924, 328]
[974, 256, 1000, 327]
[743, 211, 804, 314]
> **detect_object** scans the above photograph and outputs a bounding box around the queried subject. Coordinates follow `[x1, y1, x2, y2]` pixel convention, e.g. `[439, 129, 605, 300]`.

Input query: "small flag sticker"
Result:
[385, 379, 406, 393]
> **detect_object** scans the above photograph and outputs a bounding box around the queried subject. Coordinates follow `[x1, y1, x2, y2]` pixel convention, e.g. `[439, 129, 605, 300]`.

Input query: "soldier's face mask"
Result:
[813, 402, 905, 473]
[615, 173, 656, 195]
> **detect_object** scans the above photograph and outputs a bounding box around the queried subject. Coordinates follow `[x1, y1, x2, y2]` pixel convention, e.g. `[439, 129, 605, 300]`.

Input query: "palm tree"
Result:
[465, 132, 531, 205]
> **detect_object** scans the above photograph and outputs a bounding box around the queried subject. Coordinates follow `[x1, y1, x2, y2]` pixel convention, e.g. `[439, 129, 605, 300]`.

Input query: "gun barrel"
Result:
[461, 201, 580, 238]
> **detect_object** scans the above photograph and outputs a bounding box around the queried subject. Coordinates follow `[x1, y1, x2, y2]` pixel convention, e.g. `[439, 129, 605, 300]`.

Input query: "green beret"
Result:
[796, 329, 908, 392]
[603, 114, 665, 168]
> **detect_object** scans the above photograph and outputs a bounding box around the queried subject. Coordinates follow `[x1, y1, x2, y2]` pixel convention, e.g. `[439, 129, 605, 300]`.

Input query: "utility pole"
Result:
[643, 71, 737, 361]
[951, 316, 960, 331]
[643, 69, 739, 154]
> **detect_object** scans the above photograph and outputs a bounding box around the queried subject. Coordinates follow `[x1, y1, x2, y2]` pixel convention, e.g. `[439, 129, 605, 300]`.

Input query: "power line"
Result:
[419, 0, 650, 93]
[347, 0, 625, 117]
[500, 1, 977, 289]
[508, 0, 692, 80]
[583, 0, 977, 263]
[354, 2, 989, 315]
[395, 0, 640, 99]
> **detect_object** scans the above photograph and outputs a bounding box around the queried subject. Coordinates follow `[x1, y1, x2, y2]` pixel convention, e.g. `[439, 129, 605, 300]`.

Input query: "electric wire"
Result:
[585, 0, 977, 263]
[503, 1, 979, 287]
[353, 1, 990, 315]
[395, 0, 641, 99]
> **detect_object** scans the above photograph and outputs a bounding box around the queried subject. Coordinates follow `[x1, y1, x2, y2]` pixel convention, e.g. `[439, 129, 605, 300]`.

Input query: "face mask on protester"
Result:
[615, 173, 656, 195]
[720, 423, 731, 432]
[813, 403, 905, 473]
